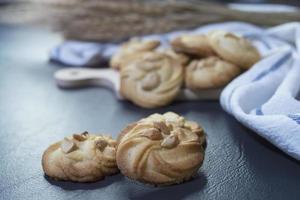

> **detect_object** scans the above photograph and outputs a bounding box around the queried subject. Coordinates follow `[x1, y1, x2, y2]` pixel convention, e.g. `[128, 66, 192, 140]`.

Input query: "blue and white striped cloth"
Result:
[51, 22, 300, 160]
[219, 22, 300, 161]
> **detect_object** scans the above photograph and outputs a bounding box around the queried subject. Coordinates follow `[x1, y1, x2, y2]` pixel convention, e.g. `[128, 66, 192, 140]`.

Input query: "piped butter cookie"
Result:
[185, 56, 241, 90]
[208, 30, 260, 69]
[116, 112, 207, 186]
[42, 132, 118, 182]
[120, 52, 184, 108]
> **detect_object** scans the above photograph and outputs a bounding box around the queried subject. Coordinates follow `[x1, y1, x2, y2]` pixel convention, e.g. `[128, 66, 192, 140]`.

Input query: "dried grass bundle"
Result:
[1, 0, 300, 42]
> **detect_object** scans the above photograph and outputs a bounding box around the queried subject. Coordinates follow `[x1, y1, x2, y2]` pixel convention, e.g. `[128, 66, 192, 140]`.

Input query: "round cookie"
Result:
[185, 56, 241, 90]
[171, 34, 215, 57]
[110, 38, 160, 70]
[208, 30, 260, 69]
[120, 51, 184, 108]
[42, 132, 118, 182]
[116, 112, 207, 186]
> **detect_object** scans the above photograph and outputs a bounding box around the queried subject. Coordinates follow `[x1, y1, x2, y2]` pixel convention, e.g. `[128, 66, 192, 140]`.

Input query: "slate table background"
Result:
[1, 24, 300, 200]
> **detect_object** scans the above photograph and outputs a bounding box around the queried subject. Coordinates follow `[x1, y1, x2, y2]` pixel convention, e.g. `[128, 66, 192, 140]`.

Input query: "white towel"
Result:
[220, 22, 300, 161]
[50, 21, 300, 160]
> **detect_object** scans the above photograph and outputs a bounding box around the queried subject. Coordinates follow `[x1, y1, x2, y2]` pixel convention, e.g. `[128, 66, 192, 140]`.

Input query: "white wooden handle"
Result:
[54, 68, 123, 99]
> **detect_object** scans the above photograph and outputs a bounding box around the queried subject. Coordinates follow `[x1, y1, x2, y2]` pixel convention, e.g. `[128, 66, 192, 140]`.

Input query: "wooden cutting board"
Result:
[54, 68, 222, 101]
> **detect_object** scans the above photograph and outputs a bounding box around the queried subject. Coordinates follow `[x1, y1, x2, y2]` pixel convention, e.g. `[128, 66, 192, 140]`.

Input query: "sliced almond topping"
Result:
[141, 72, 161, 91]
[225, 32, 240, 40]
[67, 151, 84, 161]
[109, 140, 117, 147]
[72, 131, 89, 141]
[166, 123, 173, 132]
[193, 128, 206, 148]
[140, 128, 163, 140]
[194, 127, 204, 137]
[81, 131, 89, 136]
[103, 146, 116, 158]
[154, 121, 170, 135]
[73, 134, 87, 141]
[161, 134, 179, 149]
[184, 121, 200, 130]
[166, 118, 185, 128]
[95, 139, 108, 151]
[171, 128, 183, 135]
[164, 112, 185, 127]
[61, 138, 78, 154]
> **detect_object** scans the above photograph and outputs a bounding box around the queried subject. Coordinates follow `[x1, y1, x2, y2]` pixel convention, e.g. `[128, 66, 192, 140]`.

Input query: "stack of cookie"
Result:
[42, 112, 207, 186]
[109, 31, 260, 108]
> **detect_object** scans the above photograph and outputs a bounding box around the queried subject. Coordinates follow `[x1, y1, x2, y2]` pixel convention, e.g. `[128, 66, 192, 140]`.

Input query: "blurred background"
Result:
[0, 0, 299, 42]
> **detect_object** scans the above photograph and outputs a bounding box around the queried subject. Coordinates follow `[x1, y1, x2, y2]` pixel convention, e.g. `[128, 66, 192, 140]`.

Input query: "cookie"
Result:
[208, 30, 260, 69]
[120, 51, 184, 108]
[42, 132, 118, 182]
[116, 112, 207, 186]
[171, 34, 215, 57]
[159, 49, 190, 66]
[185, 56, 241, 90]
[110, 38, 160, 70]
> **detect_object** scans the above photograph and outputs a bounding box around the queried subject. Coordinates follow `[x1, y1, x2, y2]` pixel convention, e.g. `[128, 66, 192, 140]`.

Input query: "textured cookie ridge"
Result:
[116, 112, 206, 185]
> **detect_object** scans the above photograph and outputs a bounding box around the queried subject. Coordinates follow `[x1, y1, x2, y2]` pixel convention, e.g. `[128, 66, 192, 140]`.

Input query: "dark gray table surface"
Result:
[1, 24, 300, 200]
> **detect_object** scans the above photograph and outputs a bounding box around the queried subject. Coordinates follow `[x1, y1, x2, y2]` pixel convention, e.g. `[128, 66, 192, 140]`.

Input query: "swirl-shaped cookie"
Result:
[185, 56, 241, 90]
[110, 38, 160, 70]
[208, 30, 260, 69]
[120, 52, 184, 108]
[116, 112, 207, 185]
[171, 34, 215, 57]
[42, 132, 118, 182]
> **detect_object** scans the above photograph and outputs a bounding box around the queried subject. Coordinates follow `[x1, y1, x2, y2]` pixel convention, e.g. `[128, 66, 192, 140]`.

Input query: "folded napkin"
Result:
[51, 21, 300, 160]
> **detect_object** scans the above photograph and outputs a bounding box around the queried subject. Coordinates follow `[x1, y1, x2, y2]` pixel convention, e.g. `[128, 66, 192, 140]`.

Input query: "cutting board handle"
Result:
[54, 68, 122, 98]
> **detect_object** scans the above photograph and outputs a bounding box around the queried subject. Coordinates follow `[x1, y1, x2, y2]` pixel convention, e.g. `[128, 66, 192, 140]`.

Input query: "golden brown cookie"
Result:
[159, 49, 190, 66]
[42, 132, 118, 182]
[171, 34, 215, 57]
[208, 30, 260, 69]
[110, 38, 160, 70]
[116, 112, 207, 186]
[185, 56, 241, 90]
[120, 52, 184, 108]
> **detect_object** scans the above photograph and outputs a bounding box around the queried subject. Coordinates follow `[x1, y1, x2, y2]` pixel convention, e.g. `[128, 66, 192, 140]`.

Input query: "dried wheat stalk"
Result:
[1, 0, 300, 41]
